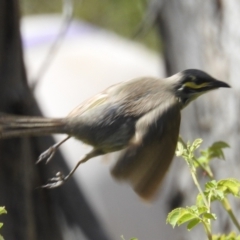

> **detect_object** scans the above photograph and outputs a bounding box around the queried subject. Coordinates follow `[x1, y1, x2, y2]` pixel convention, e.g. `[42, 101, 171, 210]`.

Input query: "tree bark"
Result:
[0, 1, 111, 239]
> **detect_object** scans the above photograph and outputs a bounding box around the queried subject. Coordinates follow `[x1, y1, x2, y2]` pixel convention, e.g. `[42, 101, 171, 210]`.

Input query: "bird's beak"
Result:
[212, 80, 231, 89]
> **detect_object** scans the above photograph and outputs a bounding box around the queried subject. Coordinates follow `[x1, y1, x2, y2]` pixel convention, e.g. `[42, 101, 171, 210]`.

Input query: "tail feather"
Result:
[0, 115, 66, 139]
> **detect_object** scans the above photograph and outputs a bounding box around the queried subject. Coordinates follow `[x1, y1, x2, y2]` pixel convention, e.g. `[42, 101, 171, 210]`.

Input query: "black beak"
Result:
[213, 80, 231, 89]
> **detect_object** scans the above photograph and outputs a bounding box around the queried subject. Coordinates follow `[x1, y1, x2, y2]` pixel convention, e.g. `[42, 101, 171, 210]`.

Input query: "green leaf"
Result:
[218, 179, 240, 197]
[0, 234, 4, 240]
[197, 206, 208, 215]
[0, 208, 6, 215]
[167, 208, 198, 227]
[203, 213, 217, 220]
[166, 208, 183, 227]
[190, 139, 203, 152]
[205, 180, 217, 189]
[177, 212, 197, 225]
[167, 206, 209, 228]
[187, 218, 201, 231]
[188, 205, 198, 212]
[196, 180, 226, 203]
[211, 141, 229, 149]
[0, 223, 2, 229]
[196, 193, 204, 206]
[203, 180, 226, 201]
[200, 141, 229, 162]
[176, 141, 184, 156]
[214, 190, 225, 200]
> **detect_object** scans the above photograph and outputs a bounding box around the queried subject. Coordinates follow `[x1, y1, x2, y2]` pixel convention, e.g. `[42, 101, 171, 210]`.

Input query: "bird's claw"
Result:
[41, 172, 66, 189]
[36, 146, 56, 164]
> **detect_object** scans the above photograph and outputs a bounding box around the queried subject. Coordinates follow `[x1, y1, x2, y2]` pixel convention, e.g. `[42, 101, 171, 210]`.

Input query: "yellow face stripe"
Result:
[184, 82, 210, 89]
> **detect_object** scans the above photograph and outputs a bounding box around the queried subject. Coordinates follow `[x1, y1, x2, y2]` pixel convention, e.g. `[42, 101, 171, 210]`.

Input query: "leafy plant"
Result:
[0, 207, 7, 240]
[167, 138, 240, 240]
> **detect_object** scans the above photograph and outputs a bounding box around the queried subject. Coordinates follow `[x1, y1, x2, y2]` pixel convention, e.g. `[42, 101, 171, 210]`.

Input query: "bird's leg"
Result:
[41, 149, 103, 188]
[36, 136, 70, 164]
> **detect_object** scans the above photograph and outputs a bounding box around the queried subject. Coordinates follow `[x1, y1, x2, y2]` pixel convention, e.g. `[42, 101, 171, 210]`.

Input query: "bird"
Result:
[0, 69, 230, 200]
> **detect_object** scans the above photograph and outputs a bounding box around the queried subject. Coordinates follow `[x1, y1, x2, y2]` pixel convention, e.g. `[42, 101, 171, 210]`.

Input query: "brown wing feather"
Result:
[111, 97, 181, 201]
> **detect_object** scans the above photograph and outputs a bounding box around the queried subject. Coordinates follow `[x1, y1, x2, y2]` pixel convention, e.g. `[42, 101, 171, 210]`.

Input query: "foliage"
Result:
[212, 232, 240, 240]
[0, 207, 7, 240]
[167, 138, 240, 240]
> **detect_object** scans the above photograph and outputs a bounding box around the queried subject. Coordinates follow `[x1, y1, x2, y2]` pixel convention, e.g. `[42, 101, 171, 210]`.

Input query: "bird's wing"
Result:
[68, 77, 166, 118]
[68, 93, 109, 117]
[111, 97, 181, 201]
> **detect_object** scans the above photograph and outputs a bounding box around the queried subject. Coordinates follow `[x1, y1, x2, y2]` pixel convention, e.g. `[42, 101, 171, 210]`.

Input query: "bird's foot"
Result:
[41, 172, 66, 188]
[36, 146, 56, 164]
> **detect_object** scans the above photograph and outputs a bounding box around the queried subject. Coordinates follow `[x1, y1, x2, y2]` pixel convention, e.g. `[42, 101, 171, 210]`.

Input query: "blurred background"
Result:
[0, 0, 239, 240]
[20, 0, 160, 49]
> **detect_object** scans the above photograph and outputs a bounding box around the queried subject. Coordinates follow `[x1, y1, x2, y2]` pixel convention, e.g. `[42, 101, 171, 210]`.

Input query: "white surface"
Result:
[21, 14, 179, 240]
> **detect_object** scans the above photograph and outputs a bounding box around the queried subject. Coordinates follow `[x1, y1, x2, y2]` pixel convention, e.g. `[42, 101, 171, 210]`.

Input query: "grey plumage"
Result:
[0, 69, 230, 200]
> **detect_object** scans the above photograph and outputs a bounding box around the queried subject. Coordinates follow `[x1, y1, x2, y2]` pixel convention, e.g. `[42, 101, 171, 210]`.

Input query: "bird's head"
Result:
[169, 69, 230, 108]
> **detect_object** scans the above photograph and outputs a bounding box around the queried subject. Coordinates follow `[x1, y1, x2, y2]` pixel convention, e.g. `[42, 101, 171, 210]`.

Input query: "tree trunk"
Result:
[0, 1, 111, 239]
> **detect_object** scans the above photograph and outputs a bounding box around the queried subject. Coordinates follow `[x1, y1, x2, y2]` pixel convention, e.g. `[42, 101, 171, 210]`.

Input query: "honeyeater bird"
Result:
[0, 69, 230, 200]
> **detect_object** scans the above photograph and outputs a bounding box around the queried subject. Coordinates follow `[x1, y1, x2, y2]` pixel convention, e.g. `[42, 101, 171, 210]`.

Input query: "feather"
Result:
[111, 96, 181, 200]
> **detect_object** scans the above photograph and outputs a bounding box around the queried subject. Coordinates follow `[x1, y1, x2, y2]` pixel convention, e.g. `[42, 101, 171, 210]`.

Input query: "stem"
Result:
[194, 157, 213, 178]
[189, 166, 212, 234]
[202, 221, 212, 240]
[190, 170, 209, 209]
[221, 198, 240, 232]
[180, 136, 212, 234]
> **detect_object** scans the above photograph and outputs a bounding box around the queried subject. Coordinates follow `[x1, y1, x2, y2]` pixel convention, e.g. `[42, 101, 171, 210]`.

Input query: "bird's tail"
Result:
[0, 114, 67, 139]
